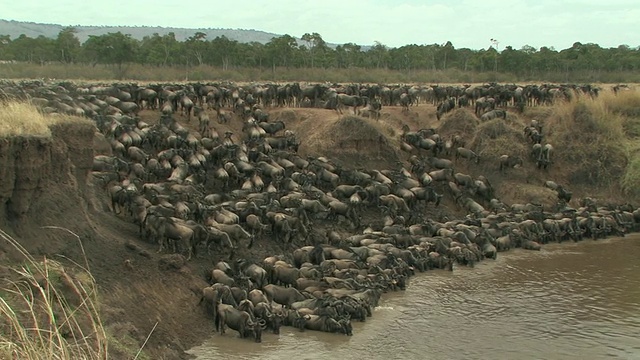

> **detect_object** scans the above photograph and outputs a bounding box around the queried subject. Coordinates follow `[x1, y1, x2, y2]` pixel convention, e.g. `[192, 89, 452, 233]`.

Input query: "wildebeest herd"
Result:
[1, 79, 637, 343]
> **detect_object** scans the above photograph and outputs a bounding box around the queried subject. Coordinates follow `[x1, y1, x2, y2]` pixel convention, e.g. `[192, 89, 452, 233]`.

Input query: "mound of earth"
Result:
[546, 101, 627, 187]
[317, 116, 400, 169]
[494, 181, 559, 209]
[437, 109, 479, 138]
[469, 118, 528, 160]
[292, 112, 401, 169]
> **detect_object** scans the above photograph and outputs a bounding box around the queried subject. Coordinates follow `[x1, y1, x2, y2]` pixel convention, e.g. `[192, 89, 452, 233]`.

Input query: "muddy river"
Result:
[188, 235, 640, 360]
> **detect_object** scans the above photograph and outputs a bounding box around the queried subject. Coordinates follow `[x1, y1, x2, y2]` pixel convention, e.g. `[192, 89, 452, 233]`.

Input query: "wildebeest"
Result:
[215, 303, 265, 342]
[499, 155, 523, 172]
[537, 143, 553, 169]
[263, 284, 310, 308]
[480, 109, 507, 121]
[436, 97, 456, 120]
[455, 147, 480, 164]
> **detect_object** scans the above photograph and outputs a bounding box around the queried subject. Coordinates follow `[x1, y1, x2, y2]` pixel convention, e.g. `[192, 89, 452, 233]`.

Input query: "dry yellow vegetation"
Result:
[0, 101, 90, 138]
[0, 228, 109, 360]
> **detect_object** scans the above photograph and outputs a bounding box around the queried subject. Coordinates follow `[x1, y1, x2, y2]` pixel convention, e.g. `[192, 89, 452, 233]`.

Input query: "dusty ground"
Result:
[0, 98, 633, 359]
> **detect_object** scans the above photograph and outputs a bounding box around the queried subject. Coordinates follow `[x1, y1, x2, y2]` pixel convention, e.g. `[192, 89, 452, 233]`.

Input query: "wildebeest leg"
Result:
[157, 236, 167, 253]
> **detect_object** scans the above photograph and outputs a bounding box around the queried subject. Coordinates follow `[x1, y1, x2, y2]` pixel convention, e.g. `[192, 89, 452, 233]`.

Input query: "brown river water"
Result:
[187, 236, 640, 360]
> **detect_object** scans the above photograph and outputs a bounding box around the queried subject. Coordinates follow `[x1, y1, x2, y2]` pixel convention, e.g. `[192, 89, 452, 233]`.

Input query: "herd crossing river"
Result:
[188, 236, 640, 360]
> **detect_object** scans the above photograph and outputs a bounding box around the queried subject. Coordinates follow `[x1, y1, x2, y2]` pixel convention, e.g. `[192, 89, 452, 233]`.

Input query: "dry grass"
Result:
[0, 62, 517, 83]
[500, 182, 558, 208]
[437, 109, 479, 138]
[469, 117, 528, 160]
[537, 89, 640, 196]
[4, 62, 640, 83]
[0, 101, 90, 138]
[0, 227, 108, 360]
[545, 92, 628, 187]
[600, 88, 640, 117]
[305, 115, 393, 150]
[298, 113, 401, 169]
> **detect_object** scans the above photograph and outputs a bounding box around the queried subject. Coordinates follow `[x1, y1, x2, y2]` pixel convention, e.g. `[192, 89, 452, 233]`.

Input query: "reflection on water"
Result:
[188, 236, 640, 360]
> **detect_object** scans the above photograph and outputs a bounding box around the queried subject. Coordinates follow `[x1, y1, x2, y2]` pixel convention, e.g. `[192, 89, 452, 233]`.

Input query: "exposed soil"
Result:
[0, 100, 634, 359]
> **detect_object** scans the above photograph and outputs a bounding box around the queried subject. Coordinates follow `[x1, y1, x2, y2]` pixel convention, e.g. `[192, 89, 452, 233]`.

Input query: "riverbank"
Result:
[1, 82, 640, 359]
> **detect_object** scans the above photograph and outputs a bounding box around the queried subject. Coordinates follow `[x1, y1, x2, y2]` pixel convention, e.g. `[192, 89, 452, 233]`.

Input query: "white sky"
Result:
[1, 0, 639, 50]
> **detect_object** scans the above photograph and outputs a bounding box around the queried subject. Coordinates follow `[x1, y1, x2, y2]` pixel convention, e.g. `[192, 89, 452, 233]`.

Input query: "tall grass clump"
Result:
[437, 109, 479, 138]
[545, 91, 628, 188]
[0, 228, 108, 360]
[607, 87, 640, 196]
[469, 117, 528, 160]
[0, 101, 55, 137]
[600, 87, 640, 118]
[0, 101, 90, 138]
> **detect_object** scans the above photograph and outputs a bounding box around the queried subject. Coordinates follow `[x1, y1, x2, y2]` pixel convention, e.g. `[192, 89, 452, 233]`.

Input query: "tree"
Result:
[185, 32, 207, 66]
[265, 35, 298, 70]
[441, 41, 455, 69]
[244, 41, 265, 68]
[457, 48, 474, 71]
[82, 32, 138, 76]
[369, 41, 389, 69]
[486, 46, 499, 72]
[520, 45, 537, 55]
[56, 27, 80, 63]
[210, 36, 238, 70]
[342, 42, 362, 68]
[301, 32, 327, 68]
[137, 32, 180, 67]
[9, 34, 56, 64]
[0, 35, 12, 60]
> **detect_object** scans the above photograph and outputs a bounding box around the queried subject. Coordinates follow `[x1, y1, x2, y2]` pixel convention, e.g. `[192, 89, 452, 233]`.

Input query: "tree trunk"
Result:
[194, 51, 203, 66]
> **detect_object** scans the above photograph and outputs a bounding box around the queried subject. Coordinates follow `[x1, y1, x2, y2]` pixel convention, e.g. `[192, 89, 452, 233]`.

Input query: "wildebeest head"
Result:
[340, 317, 353, 336]
[248, 318, 265, 342]
[435, 192, 443, 207]
[270, 311, 283, 334]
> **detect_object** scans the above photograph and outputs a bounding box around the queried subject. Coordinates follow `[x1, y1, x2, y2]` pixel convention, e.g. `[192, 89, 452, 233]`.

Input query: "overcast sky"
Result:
[1, 0, 638, 50]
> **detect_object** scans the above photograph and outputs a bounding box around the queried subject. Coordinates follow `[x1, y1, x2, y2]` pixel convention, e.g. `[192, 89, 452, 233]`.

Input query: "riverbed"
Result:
[187, 235, 640, 360]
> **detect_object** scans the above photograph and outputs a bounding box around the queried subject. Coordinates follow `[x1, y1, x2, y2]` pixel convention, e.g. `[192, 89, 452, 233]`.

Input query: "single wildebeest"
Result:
[429, 168, 454, 182]
[499, 155, 523, 172]
[543, 180, 559, 191]
[215, 303, 265, 342]
[194, 105, 210, 134]
[480, 109, 507, 121]
[455, 147, 480, 164]
[263, 284, 310, 308]
[436, 97, 456, 120]
[537, 143, 553, 169]
[531, 143, 542, 162]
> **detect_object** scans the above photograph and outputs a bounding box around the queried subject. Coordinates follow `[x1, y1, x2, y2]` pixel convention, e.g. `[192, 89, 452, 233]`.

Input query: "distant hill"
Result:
[0, 19, 282, 43]
[0, 19, 347, 47]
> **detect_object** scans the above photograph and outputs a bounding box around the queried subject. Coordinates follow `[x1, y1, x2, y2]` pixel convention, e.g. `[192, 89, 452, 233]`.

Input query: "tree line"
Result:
[1, 27, 639, 81]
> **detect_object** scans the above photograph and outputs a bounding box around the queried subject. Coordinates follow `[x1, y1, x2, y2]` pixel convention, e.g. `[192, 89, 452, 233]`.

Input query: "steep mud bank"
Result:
[0, 123, 213, 360]
[0, 122, 95, 251]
